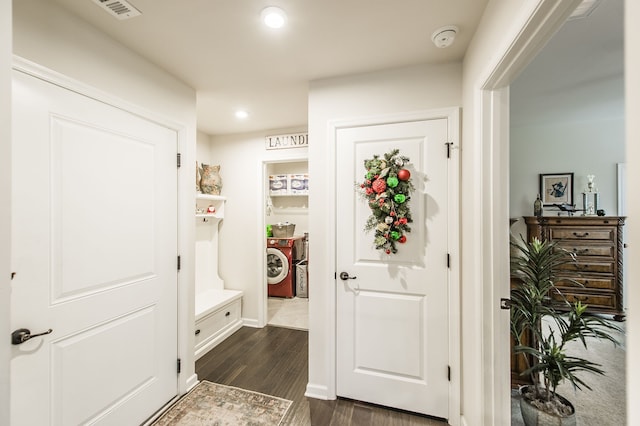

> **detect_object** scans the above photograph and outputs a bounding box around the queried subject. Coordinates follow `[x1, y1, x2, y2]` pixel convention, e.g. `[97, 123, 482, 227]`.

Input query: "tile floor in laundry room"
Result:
[267, 297, 309, 330]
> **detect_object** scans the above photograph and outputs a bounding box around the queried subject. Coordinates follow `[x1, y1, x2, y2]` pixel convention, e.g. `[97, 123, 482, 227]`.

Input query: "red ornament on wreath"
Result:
[398, 169, 411, 181]
[372, 178, 387, 193]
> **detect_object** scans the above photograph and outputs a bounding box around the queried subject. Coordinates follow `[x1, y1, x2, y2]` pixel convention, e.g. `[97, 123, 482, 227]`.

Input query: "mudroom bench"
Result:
[194, 289, 243, 360]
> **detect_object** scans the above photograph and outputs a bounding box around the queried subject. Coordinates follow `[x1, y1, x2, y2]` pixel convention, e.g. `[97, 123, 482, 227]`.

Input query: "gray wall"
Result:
[509, 1, 624, 231]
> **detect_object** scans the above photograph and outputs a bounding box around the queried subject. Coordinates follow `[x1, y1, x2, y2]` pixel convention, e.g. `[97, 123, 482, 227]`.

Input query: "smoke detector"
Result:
[431, 25, 458, 48]
[91, 0, 142, 20]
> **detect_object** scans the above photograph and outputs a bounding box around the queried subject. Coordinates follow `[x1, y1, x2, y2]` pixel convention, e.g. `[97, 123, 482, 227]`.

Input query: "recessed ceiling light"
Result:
[235, 110, 249, 119]
[261, 6, 287, 29]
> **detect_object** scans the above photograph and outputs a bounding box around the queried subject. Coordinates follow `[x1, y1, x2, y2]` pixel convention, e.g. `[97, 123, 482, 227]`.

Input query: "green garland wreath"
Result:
[357, 149, 415, 254]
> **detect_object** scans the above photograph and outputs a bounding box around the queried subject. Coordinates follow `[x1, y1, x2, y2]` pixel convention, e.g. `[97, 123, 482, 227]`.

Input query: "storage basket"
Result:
[272, 223, 295, 237]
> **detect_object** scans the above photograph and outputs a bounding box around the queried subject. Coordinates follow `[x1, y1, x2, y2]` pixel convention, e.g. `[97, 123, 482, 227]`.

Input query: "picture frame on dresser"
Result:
[540, 172, 574, 206]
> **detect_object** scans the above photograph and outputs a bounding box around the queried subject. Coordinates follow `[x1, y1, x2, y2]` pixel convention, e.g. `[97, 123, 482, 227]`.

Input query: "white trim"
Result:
[259, 155, 308, 328]
[471, 1, 583, 423]
[11, 55, 193, 400]
[617, 163, 626, 215]
[304, 383, 331, 400]
[241, 318, 260, 328]
[327, 107, 461, 424]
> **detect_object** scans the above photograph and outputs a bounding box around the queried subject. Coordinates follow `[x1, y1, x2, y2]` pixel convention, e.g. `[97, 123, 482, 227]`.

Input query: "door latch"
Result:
[500, 298, 512, 310]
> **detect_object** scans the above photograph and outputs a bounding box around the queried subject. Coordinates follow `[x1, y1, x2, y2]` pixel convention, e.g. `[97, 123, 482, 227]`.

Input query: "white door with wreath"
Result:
[335, 112, 458, 419]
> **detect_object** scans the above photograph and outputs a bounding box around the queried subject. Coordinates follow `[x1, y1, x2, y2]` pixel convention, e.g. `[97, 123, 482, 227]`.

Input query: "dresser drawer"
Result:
[550, 227, 614, 241]
[557, 261, 614, 274]
[195, 299, 241, 348]
[556, 242, 614, 258]
[550, 290, 616, 310]
[557, 276, 616, 290]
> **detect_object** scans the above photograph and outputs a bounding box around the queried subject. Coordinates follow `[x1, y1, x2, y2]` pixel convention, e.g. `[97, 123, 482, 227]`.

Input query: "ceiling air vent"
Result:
[568, 0, 601, 20]
[91, 0, 142, 20]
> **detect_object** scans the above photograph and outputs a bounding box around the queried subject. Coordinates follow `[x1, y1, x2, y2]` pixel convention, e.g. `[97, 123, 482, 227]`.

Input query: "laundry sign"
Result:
[265, 132, 308, 150]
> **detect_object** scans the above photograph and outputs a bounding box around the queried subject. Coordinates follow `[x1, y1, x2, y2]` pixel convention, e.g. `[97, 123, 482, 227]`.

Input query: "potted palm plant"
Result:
[510, 237, 621, 426]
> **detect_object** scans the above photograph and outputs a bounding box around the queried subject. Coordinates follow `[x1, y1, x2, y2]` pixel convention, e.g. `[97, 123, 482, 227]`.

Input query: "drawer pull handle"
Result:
[225, 311, 231, 317]
[195, 329, 201, 336]
[573, 248, 589, 254]
[575, 296, 589, 302]
[573, 232, 589, 238]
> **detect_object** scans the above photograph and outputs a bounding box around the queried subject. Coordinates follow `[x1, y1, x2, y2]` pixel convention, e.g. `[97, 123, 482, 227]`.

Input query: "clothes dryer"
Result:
[266, 236, 303, 298]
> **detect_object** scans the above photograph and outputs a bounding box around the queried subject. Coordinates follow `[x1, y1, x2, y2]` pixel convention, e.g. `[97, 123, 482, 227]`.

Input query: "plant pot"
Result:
[519, 386, 576, 426]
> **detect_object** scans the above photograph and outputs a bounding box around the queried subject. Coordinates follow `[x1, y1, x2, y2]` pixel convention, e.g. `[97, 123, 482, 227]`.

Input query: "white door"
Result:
[10, 69, 178, 425]
[336, 118, 451, 418]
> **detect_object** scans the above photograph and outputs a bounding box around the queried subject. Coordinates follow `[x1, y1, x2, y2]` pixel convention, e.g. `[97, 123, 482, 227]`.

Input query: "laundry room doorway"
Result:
[262, 158, 310, 330]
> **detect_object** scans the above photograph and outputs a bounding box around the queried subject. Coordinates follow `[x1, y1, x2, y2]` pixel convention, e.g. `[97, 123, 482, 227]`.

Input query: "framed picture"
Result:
[540, 172, 574, 206]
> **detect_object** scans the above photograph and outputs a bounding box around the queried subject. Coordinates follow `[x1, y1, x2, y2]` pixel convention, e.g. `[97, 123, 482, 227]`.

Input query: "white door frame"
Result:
[258, 155, 309, 328]
[9, 56, 195, 409]
[473, 0, 583, 423]
[326, 108, 461, 422]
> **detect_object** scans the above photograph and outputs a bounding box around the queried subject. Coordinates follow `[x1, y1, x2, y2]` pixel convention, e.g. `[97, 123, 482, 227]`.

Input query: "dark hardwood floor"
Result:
[196, 326, 447, 425]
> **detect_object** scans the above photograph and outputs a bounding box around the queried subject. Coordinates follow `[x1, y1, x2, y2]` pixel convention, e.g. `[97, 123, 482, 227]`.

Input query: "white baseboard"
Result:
[241, 317, 261, 328]
[304, 383, 333, 400]
[185, 374, 199, 392]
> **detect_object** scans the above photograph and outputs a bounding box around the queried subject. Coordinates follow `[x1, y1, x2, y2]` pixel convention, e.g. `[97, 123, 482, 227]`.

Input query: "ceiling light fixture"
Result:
[235, 110, 249, 119]
[431, 25, 458, 49]
[261, 6, 287, 29]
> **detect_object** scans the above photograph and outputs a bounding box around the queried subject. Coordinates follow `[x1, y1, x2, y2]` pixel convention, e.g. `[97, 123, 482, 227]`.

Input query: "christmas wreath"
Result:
[357, 149, 415, 254]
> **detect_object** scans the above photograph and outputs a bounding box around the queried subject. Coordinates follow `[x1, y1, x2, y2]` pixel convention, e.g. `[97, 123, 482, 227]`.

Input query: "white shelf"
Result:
[269, 193, 308, 197]
[196, 194, 226, 201]
[195, 213, 222, 221]
[196, 194, 226, 219]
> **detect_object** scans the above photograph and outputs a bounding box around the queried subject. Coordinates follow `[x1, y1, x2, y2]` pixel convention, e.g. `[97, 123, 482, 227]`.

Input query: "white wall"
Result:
[0, 1, 12, 424]
[208, 128, 308, 324]
[624, 1, 640, 423]
[461, 0, 582, 423]
[307, 62, 462, 399]
[510, 116, 625, 219]
[12, 0, 199, 393]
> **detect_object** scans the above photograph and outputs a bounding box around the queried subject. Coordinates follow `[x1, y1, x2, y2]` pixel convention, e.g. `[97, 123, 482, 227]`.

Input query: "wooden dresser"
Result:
[524, 216, 625, 320]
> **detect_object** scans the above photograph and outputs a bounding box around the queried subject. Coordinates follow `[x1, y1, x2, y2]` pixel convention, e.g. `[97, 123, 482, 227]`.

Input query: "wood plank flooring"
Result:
[196, 326, 447, 426]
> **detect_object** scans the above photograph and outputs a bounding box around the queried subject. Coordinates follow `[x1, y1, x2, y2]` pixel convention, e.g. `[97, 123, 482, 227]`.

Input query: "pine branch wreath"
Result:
[357, 149, 415, 254]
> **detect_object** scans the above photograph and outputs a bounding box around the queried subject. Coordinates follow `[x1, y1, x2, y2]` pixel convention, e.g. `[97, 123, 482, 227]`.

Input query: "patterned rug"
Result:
[152, 381, 292, 425]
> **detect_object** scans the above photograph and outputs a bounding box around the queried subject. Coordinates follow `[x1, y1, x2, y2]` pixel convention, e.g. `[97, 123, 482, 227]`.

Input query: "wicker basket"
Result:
[272, 223, 295, 237]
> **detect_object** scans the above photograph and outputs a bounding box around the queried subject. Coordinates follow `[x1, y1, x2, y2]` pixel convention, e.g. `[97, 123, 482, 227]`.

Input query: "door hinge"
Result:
[448, 365, 451, 381]
[445, 142, 453, 158]
[177, 255, 181, 271]
[177, 153, 182, 168]
[177, 358, 181, 374]
[447, 253, 450, 268]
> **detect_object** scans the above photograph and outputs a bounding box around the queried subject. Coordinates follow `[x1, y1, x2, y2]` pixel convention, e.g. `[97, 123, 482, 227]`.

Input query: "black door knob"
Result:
[339, 272, 357, 281]
[11, 328, 53, 345]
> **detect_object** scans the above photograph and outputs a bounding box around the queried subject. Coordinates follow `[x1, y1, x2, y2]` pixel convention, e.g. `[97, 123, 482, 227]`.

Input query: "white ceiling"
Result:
[48, 0, 623, 135]
[50, 0, 489, 135]
[511, 0, 624, 127]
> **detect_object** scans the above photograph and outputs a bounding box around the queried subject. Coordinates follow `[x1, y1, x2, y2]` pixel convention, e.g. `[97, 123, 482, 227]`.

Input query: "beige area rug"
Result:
[152, 381, 292, 426]
[512, 318, 626, 425]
